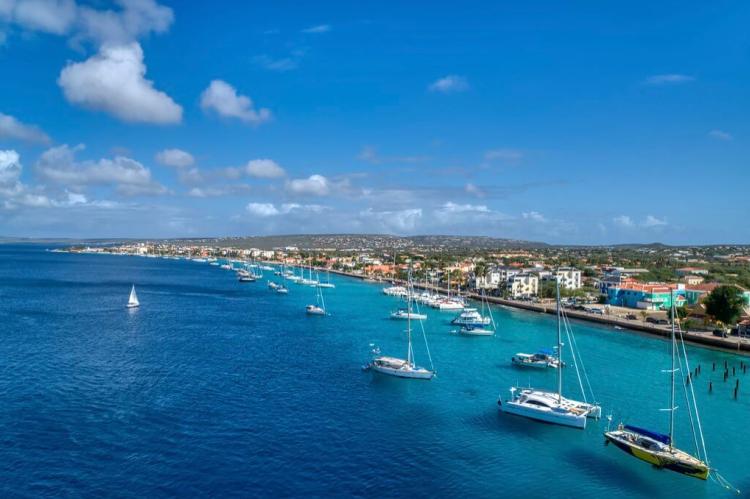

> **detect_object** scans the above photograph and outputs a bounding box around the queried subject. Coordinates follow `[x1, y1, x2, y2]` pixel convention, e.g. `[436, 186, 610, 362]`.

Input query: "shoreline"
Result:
[325, 267, 750, 356]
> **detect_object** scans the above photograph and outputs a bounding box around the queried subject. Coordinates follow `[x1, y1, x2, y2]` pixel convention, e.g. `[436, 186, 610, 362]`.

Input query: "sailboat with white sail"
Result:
[452, 289, 496, 336]
[365, 267, 434, 380]
[603, 292, 731, 485]
[318, 270, 335, 288]
[306, 272, 327, 315]
[126, 285, 140, 308]
[499, 277, 600, 428]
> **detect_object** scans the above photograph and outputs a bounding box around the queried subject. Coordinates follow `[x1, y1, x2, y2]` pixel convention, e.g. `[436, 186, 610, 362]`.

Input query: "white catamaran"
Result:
[366, 267, 434, 379]
[499, 277, 600, 429]
[126, 285, 140, 308]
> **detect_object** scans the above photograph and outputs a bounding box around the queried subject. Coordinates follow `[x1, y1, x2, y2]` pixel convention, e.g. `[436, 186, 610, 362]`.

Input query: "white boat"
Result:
[511, 350, 561, 369]
[435, 298, 465, 311]
[126, 285, 140, 308]
[276, 285, 289, 294]
[451, 307, 490, 326]
[268, 281, 279, 290]
[306, 272, 327, 315]
[454, 325, 494, 336]
[318, 270, 336, 288]
[390, 308, 427, 321]
[499, 277, 600, 429]
[383, 285, 408, 297]
[366, 267, 434, 380]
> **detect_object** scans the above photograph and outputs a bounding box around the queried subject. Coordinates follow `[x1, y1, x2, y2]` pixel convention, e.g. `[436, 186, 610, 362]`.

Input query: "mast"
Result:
[669, 290, 676, 449]
[556, 276, 563, 403]
[406, 266, 413, 366]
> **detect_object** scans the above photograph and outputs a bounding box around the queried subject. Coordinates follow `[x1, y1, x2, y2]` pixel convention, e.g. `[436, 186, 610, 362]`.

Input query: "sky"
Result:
[0, 1, 748, 244]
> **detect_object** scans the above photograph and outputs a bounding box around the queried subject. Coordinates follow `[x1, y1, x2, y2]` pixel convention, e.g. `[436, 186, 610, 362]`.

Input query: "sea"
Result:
[0, 244, 747, 498]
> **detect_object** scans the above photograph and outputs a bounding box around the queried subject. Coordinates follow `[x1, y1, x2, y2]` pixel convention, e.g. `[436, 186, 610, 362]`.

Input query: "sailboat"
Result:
[126, 285, 140, 308]
[318, 270, 335, 289]
[365, 267, 435, 379]
[604, 292, 711, 480]
[499, 277, 600, 428]
[453, 290, 496, 336]
[306, 272, 326, 315]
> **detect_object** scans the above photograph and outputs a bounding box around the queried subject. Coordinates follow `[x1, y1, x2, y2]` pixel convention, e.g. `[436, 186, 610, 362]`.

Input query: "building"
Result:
[683, 275, 705, 286]
[508, 273, 539, 298]
[606, 282, 686, 310]
[543, 267, 582, 290]
[676, 267, 709, 276]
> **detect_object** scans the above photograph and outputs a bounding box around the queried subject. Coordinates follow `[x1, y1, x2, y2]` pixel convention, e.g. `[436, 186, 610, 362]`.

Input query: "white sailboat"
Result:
[365, 267, 434, 380]
[499, 277, 600, 429]
[126, 285, 140, 308]
[306, 272, 326, 315]
[452, 290, 496, 336]
[318, 270, 336, 288]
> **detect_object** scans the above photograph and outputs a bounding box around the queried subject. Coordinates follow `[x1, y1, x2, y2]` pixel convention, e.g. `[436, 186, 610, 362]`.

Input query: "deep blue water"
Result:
[0, 245, 748, 498]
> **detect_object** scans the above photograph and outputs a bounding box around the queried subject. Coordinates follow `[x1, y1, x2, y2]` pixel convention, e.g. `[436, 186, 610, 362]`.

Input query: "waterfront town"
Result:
[65, 237, 750, 341]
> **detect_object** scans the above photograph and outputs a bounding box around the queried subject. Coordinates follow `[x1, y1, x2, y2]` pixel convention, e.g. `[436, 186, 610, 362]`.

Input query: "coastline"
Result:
[325, 267, 750, 356]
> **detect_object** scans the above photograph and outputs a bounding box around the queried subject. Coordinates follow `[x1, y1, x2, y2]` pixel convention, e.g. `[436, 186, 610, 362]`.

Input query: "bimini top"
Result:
[624, 425, 671, 445]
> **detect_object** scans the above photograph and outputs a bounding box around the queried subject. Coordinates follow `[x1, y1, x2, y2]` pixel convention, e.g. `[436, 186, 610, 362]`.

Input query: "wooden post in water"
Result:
[712, 362, 716, 371]
[709, 381, 713, 393]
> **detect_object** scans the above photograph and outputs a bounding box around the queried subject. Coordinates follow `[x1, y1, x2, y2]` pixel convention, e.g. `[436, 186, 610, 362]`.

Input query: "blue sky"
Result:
[0, 1, 748, 244]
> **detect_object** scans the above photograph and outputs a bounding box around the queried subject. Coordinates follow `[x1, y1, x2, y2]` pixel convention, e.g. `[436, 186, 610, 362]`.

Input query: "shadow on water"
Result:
[563, 447, 660, 497]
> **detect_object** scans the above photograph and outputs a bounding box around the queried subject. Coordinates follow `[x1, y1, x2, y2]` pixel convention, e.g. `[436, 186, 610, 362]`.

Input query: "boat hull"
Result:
[604, 431, 709, 480]
[369, 364, 434, 379]
[500, 399, 587, 429]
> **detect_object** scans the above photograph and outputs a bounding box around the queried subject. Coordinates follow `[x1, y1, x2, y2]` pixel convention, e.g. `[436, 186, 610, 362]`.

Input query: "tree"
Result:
[704, 285, 746, 326]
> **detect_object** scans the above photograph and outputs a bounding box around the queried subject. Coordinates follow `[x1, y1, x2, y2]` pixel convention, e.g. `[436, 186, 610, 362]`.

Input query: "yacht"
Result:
[451, 307, 490, 326]
[454, 324, 494, 336]
[390, 308, 428, 321]
[383, 285, 408, 297]
[511, 349, 562, 369]
[499, 278, 600, 429]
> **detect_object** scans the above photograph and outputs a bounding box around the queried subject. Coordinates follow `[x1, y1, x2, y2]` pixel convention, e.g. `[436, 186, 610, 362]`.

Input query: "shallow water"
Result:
[0, 245, 747, 497]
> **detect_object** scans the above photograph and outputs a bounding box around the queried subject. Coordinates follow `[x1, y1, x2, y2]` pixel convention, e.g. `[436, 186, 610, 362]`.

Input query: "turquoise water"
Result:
[0, 245, 747, 497]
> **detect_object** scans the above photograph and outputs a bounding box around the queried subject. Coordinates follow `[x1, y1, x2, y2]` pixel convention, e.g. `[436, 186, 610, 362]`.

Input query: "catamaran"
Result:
[604, 293, 721, 483]
[306, 272, 327, 315]
[126, 285, 140, 308]
[499, 277, 600, 429]
[365, 267, 434, 379]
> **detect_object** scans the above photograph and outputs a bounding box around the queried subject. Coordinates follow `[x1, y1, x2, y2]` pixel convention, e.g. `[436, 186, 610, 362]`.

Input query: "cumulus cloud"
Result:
[187, 184, 250, 198]
[0, 149, 22, 187]
[58, 43, 182, 124]
[75, 0, 173, 46]
[522, 211, 547, 222]
[642, 215, 667, 227]
[360, 207, 422, 233]
[246, 159, 285, 178]
[643, 74, 694, 86]
[200, 80, 271, 125]
[36, 144, 167, 196]
[286, 174, 330, 196]
[428, 75, 469, 93]
[0, 112, 50, 144]
[438, 201, 491, 214]
[246, 202, 326, 217]
[301, 24, 330, 34]
[708, 129, 733, 141]
[156, 148, 194, 168]
[613, 215, 634, 228]
[4, 0, 77, 35]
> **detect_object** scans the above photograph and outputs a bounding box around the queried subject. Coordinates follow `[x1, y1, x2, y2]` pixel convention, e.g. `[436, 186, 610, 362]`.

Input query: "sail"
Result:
[128, 285, 139, 306]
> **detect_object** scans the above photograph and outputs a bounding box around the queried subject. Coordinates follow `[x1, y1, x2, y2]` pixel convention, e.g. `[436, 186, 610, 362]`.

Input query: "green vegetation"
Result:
[704, 285, 746, 326]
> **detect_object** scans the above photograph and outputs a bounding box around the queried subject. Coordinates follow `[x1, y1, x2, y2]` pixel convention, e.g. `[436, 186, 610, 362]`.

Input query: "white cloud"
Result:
[286, 174, 330, 196]
[7, 0, 77, 35]
[36, 144, 167, 196]
[0, 149, 22, 186]
[484, 148, 523, 161]
[642, 215, 667, 227]
[156, 148, 194, 168]
[360, 207, 422, 232]
[0, 112, 50, 144]
[643, 74, 695, 85]
[428, 75, 469, 93]
[58, 43, 182, 124]
[246, 202, 279, 217]
[246, 159, 285, 178]
[246, 202, 325, 217]
[252, 54, 299, 72]
[187, 185, 250, 198]
[613, 215, 634, 228]
[708, 129, 733, 141]
[200, 79, 271, 125]
[438, 201, 490, 214]
[522, 211, 547, 222]
[301, 24, 330, 34]
[76, 0, 173, 46]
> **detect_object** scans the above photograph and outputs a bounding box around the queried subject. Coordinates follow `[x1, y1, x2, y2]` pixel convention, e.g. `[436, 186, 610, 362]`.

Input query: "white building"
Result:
[555, 267, 582, 290]
[508, 273, 539, 298]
